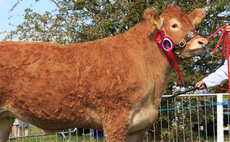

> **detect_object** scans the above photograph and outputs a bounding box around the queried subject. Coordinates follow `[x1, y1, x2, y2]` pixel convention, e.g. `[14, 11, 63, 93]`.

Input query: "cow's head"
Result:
[143, 6, 208, 58]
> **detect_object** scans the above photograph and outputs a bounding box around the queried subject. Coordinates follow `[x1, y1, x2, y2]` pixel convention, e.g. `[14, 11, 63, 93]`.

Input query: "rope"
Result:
[206, 25, 230, 102]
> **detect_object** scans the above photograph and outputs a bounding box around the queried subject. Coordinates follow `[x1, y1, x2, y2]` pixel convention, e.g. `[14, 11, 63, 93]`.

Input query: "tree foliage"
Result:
[4, 0, 230, 94]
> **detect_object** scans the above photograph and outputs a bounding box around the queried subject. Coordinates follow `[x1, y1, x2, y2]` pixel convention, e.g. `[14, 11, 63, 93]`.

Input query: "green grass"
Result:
[8, 135, 99, 142]
[9, 134, 105, 142]
[8, 126, 105, 142]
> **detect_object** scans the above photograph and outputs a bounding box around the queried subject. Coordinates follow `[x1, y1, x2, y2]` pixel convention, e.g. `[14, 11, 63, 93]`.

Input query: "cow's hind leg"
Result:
[0, 116, 14, 142]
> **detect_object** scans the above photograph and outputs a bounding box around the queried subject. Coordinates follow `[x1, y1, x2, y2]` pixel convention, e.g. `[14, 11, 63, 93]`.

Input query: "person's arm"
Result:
[201, 26, 230, 87]
[227, 26, 230, 38]
[201, 60, 228, 88]
[196, 25, 230, 89]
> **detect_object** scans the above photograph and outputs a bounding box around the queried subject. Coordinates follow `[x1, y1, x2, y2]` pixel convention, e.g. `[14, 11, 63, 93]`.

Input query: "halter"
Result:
[174, 29, 200, 56]
[155, 29, 200, 86]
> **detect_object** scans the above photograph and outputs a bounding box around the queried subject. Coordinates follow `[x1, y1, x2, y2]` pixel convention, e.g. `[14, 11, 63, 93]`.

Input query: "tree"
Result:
[4, 0, 230, 93]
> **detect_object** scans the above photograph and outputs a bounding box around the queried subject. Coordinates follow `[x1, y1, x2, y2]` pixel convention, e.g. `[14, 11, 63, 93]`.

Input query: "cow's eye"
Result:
[172, 24, 179, 28]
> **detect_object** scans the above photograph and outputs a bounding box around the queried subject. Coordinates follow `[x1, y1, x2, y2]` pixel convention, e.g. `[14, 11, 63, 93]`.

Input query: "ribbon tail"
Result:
[168, 51, 184, 86]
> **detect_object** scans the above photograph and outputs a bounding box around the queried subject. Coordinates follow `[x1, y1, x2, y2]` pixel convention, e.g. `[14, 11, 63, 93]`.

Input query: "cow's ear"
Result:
[143, 9, 163, 30]
[188, 8, 206, 25]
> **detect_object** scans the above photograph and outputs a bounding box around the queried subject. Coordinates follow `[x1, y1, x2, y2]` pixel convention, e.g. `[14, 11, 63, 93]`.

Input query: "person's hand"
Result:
[195, 80, 207, 90]
[226, 26, 230, 38]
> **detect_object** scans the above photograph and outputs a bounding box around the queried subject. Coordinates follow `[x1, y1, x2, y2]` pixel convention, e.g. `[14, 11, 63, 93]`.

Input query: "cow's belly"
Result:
[28, 108, 103, 131]
[128, 103, 158, 134]
[2, 104, 104, 132]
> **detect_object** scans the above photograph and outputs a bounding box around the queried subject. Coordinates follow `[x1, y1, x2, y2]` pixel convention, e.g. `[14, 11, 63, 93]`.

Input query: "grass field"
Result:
[8, 126, 105, 142]
[8, 135, 105, 142]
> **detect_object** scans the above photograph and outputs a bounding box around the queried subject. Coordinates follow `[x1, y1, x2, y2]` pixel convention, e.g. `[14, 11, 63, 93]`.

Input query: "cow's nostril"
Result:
[198, 39, 208, 47]
[197, 39, 208, 50]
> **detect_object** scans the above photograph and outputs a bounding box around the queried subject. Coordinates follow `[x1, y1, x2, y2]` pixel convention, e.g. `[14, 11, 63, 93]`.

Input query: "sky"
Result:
[0, 0, 56, 41]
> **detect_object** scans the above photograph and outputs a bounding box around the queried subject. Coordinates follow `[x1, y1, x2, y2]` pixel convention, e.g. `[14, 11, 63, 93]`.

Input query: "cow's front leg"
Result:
[100, 109, 130, 142]
[127, 134, 144, 142]
[0, 116, 14, 142]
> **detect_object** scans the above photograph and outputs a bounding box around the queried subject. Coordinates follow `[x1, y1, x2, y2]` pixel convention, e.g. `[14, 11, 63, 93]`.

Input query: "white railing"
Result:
[217, 94, 224, 142]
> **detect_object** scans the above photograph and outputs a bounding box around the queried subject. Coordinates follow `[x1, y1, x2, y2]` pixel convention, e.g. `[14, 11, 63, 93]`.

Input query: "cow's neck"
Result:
[126, 21, 175, 106]
[133, 20, 174, 74]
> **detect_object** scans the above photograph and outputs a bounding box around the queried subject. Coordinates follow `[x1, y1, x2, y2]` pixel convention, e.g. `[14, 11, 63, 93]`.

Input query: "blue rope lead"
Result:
[158, 102, 228, 112]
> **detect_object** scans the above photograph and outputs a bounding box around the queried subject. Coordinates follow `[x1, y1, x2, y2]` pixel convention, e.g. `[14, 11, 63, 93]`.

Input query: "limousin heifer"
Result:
[0, 6, 207, 142]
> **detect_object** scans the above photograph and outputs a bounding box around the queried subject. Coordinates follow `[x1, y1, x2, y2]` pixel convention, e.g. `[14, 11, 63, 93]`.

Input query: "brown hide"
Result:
[0, 6, 207, 142]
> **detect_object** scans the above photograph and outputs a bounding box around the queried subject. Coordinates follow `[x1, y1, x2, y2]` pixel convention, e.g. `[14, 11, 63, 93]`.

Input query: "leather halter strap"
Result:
[175, 29, 200, 49]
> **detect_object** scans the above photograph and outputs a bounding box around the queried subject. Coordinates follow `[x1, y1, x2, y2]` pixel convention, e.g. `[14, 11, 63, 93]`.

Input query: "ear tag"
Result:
[153, 19, 159, 26]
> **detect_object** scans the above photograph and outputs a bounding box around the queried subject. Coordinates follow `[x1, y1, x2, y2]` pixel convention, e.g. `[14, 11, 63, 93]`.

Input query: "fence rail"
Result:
[8, 93, 230, 142]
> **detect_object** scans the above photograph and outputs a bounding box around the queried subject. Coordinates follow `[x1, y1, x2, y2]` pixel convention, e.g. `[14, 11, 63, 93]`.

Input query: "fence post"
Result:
[217, 94, 224, 142]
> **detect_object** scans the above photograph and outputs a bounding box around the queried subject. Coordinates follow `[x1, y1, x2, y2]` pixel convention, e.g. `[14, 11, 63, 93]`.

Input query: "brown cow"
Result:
[0, 6, 207, 142]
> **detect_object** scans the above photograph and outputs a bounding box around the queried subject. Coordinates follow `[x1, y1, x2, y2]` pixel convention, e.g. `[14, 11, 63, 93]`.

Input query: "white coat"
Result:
[203, 59, 229, 88]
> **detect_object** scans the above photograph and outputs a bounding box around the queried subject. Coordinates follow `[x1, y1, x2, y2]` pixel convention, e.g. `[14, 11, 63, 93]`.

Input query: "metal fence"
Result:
[8, 93, 230, 142]
[148, 93, 229, 142]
